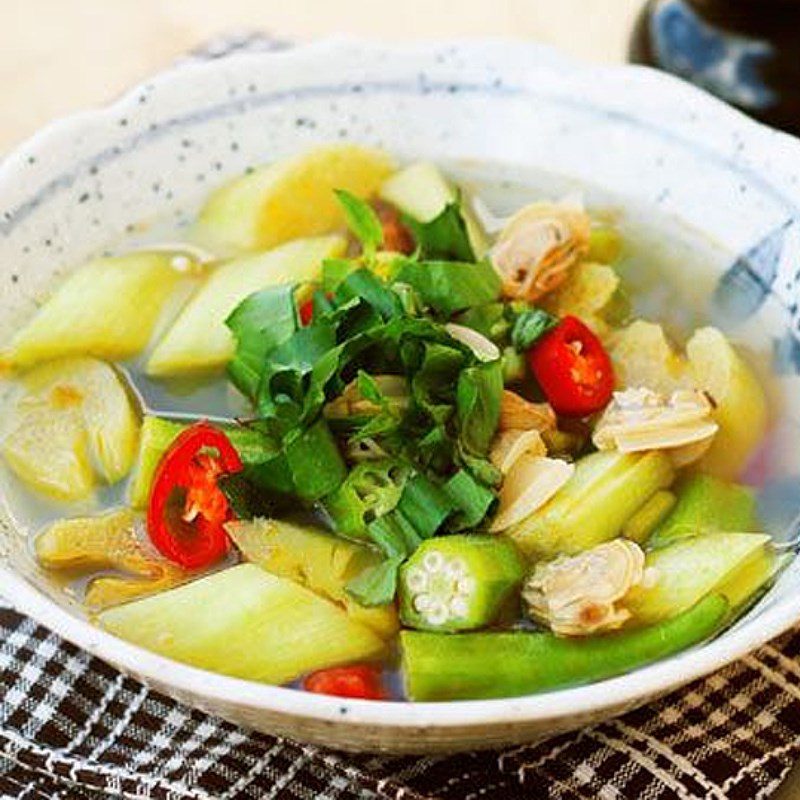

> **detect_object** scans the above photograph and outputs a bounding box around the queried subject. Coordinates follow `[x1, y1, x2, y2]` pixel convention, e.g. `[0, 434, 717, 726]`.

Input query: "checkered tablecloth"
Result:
[2, 600, 800, 800]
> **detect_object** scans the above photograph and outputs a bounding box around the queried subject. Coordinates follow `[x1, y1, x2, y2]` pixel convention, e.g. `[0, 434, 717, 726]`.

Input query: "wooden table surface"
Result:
[1, 1, 797, 796]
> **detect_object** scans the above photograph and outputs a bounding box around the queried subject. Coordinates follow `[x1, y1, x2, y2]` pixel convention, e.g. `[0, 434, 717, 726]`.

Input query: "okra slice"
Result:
[401, 593, 728, 700]
[399, 535, 524, 632]
[322, 460, 411, 540]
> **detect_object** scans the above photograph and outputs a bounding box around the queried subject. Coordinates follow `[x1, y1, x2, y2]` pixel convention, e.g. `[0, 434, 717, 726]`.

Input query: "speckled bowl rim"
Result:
[2, 37, 800, 734]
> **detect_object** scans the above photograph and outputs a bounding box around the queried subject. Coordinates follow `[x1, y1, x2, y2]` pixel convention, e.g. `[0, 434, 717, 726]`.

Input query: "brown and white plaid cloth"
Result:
[2, 601, 800, 800]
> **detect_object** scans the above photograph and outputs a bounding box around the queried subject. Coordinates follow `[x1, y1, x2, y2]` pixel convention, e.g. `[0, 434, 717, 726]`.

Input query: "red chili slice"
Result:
[302, 664, 387, 700]
[527, 315, 614, 417]
[146, 422, 243, 570]
[298, 297, 315, 327]
[374, 202, 415, 255]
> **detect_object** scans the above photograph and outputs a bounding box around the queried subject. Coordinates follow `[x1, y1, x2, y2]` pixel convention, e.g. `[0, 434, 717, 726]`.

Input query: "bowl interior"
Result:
[1, 40, 799, 741]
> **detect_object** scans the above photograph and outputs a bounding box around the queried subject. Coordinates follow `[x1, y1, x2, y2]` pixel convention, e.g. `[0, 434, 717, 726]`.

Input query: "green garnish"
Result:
[511, 308, 559, 351]
[334, 189, 383, 255]
[402, 200, 475, 262]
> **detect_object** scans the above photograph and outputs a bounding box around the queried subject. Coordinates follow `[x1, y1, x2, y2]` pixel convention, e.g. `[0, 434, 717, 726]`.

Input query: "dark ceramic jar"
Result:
[629, 0, 800, 135]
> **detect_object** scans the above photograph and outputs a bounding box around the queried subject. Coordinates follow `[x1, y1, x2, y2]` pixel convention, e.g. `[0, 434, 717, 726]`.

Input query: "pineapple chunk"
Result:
[686, 327, 768, 480]
[507, 450, 675, 560]
[627, 532, 777, 624]
[226, 518, 399, 638]
[35, 508, 186, 608]
[98, 564, 386, 684]
[607, 320, 689, 393]
[7, 252, 184, 368]
[540, 261, 620, 336]
[2, 358, 139, 501]
[378, 161, 489, 257]
[194, 144, 394, 255]
[146, 236, 346, 376]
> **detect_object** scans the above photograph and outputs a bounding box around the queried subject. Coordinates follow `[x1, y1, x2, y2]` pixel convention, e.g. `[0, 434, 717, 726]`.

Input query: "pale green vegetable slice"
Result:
[146, 236, 346, 376]
[621, 490, 676, 544]
[627, 532, 778, 624]
[226, 518, 399, 638]
[378, 161, 489, 257]
[686, 327, 769, 480]
[6, 252, 185, 368]
[194, 144, 394, 255]
[2, 357, 139, 500]
[98, 564, 386, 684]
[506, 450, 675, 560]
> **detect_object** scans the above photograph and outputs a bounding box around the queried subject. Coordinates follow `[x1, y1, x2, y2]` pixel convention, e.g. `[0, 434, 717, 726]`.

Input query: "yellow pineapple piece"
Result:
[194, 144, 395, 255]
[541, 261, 620, 336]
[686, 327, 769, 480]
[607, 320, 689, 393]
[7, 252, 185, 368]
[146, 235, 345, 376]
[2, 358, 139, 501]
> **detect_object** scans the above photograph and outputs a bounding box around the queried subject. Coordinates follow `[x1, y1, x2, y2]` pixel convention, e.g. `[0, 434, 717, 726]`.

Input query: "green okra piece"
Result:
[399, 535, 525, 632]
[322, 460, 411, 540]
[401, 593, 729, 700]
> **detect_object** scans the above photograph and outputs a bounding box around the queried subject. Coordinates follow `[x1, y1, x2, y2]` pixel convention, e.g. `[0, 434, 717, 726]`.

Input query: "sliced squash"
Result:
[2, 358, 139, 500]
[686, 327, 769, 480]
[35, 508, 186, 608]
[627, 532, 778, 624]
[194, 144, 394, 255]
[146, 235, 345, 376]
[98, 564, 386, 684]
[7, 252, 185, 368]
[225, 518, 399, 638]
[507, 450, 675, 560]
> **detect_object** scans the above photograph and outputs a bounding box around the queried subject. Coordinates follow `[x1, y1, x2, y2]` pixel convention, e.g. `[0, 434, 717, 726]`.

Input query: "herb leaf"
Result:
[345, 555, 404, 607]
[334, 189, 383, 253]
[511, 308, 559, 351]
[394, 260, 501, 316]
[225, 284, 298, 400]
[456, 360, 503, 456]
[403, 201, 475, 262]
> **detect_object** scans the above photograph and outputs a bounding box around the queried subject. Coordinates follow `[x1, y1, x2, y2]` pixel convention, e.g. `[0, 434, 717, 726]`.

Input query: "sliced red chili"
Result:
[527, 315, 614, 417]
[146, 422, 243, 570]
[374, 201, 415, 255]
[302, 664, 387, 700]
[299, 297, 315, 327]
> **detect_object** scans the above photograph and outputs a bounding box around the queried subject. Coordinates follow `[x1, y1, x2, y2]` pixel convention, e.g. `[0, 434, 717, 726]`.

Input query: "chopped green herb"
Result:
[402, 200, 475, 262]
[334, 189, 383, 254]
[511, 308, 559, 351]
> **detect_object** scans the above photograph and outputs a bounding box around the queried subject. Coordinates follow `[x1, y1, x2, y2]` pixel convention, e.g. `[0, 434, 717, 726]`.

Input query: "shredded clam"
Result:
[490, 429, 547, 474]
[491, 200, 591, 302]
[523, 539, 651, 636]
[499, 390, 556, 433]
[489, 455, 574, 532]
[592, 387, 718, 464]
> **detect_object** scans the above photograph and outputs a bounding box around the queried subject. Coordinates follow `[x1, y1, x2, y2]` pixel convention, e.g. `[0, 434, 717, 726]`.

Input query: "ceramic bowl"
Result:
[1, 39, 799, 754]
